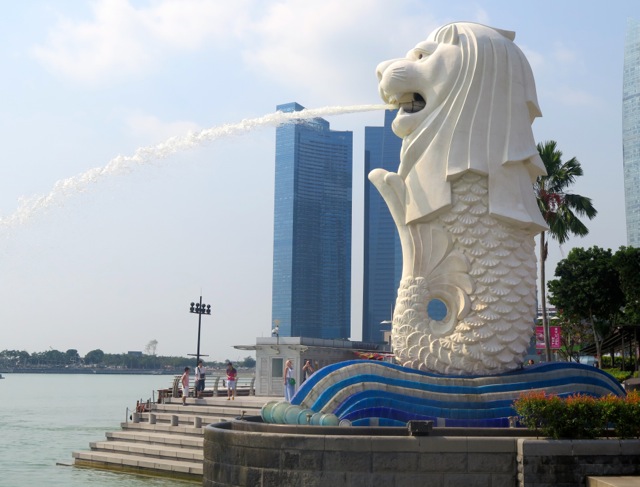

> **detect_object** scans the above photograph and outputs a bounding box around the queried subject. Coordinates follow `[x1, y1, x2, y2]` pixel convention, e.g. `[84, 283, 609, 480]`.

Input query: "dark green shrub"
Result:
[513, 391, 640, 439]
[615, 391, 640, 439]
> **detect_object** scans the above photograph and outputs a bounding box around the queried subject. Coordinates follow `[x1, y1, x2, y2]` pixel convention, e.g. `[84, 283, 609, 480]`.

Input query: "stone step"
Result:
[90, 440, 203, 461]
[72, 450, 202, 479]
[120, 421, 205, 436]
[73, 395, 279, 481]
[135, 411, 251, 426]
[105, 430, 204, 448]
[153, 402, 263, 416]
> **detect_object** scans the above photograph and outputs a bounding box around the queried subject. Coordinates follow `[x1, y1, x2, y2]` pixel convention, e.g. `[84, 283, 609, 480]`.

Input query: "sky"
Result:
[0, 0, 636, 362]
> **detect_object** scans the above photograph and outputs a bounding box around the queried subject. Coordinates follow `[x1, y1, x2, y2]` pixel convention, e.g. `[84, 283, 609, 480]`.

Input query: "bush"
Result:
[600, 356, 635, 371]
[603, 368, 634, 383]
[615, 391, 640, 439]
[513, 391, 640, 439]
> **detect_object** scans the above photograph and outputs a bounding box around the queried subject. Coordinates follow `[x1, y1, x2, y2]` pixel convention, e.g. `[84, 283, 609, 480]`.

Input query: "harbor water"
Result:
[0, 373, 196, 486]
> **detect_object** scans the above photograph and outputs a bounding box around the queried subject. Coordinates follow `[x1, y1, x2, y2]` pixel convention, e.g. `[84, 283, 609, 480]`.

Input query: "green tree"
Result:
[552, 311, 592, 363]
[612, 246, 640, 325]
[0, 349, 30, 367]
[240, 356, 256, 368]
[65, 349, 80, 365]
[84, 349, 105, 365]
[33, 349, 66, 366]
[144, 339, 158, 356]
[535, 141, 597, 361]
[548, 246, 624, 362]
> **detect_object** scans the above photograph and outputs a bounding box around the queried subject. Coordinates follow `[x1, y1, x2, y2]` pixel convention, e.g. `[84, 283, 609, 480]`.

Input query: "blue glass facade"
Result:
[362, 110, 402, 342]
[624, 18, 640, 246]
[272, 102, 353, 339]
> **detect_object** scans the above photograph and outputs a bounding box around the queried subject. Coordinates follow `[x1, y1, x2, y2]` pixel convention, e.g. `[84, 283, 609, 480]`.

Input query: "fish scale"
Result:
[392, 173, 537, 375]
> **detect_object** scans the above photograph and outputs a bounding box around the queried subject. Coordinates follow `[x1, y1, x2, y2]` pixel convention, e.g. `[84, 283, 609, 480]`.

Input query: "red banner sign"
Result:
[535, 326, 561, 349]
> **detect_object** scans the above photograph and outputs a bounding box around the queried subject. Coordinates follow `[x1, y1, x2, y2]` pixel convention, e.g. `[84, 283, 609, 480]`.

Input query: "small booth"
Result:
[234, 337, 391, 396]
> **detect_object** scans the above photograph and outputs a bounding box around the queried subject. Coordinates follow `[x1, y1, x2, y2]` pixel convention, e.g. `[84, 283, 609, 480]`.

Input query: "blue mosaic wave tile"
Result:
[262, 360, 624, 427]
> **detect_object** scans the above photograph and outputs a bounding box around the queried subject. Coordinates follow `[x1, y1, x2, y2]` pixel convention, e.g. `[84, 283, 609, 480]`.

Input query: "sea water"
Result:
[0, 373, 194, 486]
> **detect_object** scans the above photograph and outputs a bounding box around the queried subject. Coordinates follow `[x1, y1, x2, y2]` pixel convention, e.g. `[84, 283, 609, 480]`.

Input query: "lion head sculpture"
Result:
[376, 22, 547, 232]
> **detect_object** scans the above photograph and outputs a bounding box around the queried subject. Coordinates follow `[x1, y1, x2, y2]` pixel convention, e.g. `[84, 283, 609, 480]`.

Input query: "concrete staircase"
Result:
[72, 396, 268, 482]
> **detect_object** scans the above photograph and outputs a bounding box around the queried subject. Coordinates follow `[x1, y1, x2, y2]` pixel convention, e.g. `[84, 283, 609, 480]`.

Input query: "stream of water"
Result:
[0, 104, 390, 231]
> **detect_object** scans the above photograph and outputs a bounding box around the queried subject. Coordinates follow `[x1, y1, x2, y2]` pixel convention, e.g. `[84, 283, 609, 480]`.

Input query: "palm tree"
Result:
[535, 140, 597, 362]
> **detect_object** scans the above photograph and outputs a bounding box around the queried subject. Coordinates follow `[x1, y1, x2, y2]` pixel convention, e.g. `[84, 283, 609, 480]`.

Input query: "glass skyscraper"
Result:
[624, 18, 640, 246]
[271, 102, 353, 339]
[362, 110, 402, 343]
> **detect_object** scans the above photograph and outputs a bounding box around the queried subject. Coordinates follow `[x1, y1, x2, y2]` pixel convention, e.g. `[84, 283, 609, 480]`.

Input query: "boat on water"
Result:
[0, 373, 4, 379]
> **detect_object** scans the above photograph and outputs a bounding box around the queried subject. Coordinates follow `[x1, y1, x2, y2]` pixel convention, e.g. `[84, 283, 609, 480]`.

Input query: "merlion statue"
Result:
[370, 22, 547, 375]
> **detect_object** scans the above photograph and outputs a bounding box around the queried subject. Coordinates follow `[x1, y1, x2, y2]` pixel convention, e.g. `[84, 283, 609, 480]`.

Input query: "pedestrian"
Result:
[195, 360, 206, 398]
[226, 362, 237, 400]
[181, 367, 190, 406]
[284, 359, 295, 402]
[302, 360, 314, 382]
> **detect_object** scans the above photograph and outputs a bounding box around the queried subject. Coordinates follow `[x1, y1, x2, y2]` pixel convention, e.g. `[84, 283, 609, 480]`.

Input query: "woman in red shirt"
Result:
[226, 362, 237, 400]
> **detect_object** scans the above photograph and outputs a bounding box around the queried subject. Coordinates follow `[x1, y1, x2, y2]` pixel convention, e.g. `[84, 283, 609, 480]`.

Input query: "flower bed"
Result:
[513, 390, 640, 439]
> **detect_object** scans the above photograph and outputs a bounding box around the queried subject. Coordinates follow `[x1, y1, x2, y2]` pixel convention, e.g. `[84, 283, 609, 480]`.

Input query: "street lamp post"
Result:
[189, 296, 211, 365]
[380, 320, 393, 351]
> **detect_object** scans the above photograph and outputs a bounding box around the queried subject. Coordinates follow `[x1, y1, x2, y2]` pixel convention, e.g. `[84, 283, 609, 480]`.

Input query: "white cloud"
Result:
[31, 0, 445, 104]
[31, 0, 251, 85]
[242, 0, 439, 104]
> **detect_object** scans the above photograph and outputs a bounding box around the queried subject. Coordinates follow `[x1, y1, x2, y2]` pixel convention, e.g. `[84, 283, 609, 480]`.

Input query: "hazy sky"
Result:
[0, 0, 635, 361]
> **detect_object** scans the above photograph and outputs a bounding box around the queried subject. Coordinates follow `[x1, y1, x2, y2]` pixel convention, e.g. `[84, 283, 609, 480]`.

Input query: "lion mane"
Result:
[391, 22, 547, 233]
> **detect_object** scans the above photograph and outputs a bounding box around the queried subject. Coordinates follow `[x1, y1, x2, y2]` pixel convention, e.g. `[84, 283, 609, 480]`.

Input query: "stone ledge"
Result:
[588, 477, 640, 487]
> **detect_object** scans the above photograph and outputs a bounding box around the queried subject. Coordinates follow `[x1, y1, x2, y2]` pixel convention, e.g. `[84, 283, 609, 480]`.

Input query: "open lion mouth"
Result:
[398, 93, 426, 113]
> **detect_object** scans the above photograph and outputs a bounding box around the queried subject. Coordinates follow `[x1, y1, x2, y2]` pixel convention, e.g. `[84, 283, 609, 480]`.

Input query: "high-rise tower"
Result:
[623, 18, 640, 245]
[271, 102, 353, 339]
[362, 110, 402, 343]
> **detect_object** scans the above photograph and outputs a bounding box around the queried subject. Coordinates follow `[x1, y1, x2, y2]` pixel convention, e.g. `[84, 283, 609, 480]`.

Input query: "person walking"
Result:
[302, 360, 314, 383]
[180, 367, 190, 406]
[226, 362, 237, 400]
[284, 359, 295, 402]
[195, 360, 206, 398]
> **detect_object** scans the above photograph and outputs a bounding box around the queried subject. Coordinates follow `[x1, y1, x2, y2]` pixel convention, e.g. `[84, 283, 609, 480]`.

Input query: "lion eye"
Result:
[414, 49, 431, 61]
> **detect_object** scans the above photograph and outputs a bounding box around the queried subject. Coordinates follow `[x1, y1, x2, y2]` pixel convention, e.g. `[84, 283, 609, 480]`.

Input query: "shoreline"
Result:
[0, 368, 176, 375]
[0, 367, 256, 376]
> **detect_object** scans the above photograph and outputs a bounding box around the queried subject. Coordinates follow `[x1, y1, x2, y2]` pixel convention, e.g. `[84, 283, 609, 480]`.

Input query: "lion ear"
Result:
[439, 24, 459, 45]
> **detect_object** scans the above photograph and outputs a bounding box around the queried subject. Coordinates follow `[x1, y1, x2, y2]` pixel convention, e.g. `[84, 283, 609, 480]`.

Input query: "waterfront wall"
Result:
[204, 421, 640, 487]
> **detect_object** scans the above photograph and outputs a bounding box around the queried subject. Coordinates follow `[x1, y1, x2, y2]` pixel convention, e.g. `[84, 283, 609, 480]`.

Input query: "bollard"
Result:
[194, 416, 202, 428]
[132, 413, 141, 423]
[171, 415, 179, 426]
[149, 413, 157, 424]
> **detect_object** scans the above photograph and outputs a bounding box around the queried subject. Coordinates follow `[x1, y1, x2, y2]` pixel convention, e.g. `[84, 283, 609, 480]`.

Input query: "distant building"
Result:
[271, 102, 353, 339]
[624, 18, 640, 245]
[362, 110, 402, 343]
